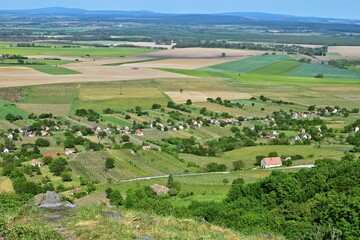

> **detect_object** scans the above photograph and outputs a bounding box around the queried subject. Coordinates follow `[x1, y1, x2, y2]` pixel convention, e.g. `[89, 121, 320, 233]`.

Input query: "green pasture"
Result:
[0, 46, 158, 57]
[0, 100, 28, 119]
[202, 55, 291, 73]
[24, 84, 77, 104]
[102, 115, 132, 127]
[0, 59, 75, 65]
[287, 63, 360, 79]
[0, 63, 79, 75]
[250, 59, 304, 75]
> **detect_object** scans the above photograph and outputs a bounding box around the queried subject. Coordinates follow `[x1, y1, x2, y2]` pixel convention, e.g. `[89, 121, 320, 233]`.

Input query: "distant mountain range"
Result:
[0, 7, 359, 24]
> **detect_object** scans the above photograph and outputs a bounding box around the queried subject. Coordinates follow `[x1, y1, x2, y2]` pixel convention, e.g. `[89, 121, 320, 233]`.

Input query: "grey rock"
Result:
[37, 191, 76, 209]
[101, 212, 123, 220]
[66, 201, 77, 208]
[39, 191, 62, 209]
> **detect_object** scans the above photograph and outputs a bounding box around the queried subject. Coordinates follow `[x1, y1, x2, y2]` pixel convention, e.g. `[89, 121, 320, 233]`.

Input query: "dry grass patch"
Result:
[165, 91, 252, 103]
[328, 46, 360, 58]
[80, 87, 163, 101]
[0, 176, 14, 193]
[17, 104, 71, 116]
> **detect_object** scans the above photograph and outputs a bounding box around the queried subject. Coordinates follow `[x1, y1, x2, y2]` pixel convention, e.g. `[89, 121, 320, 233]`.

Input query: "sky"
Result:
[1, 0, 360, 19]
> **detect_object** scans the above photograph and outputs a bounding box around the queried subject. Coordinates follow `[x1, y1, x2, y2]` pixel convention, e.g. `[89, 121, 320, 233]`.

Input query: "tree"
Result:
[105, 187, 113, 198]
[315, 73, 324, 78]
[49, 157, 68, 176]
[109, 190, 123, 206]
[61, 171, 72, 182]
[186, 99, 192, 105]
[233, 160, 245, 170]
[223, 178, 229, 185]
[42, 157, 52, 165]
[105, 158, 115, 169]
[308, 105, 316, 111]
[121, 135, 130, 142]
[221, 52, 226, 57]
[35, 138, 50, 147]
[268, 152, 279, 157]
[231, 178, 245, 187]
[205, 162, 227, 172]
[167, 174, 174, 188]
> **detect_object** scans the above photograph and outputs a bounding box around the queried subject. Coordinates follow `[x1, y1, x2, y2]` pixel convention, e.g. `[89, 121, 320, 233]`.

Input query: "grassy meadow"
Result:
[0, 46, 158, 57]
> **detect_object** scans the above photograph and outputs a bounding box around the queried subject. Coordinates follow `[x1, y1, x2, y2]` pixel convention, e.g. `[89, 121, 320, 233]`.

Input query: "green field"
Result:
[0, 100, 28, 119]
[0, 46, 158, 57]
[0, 63, 79, 75]
[28, 65, 80, 75]
[0, 59, 75, 65]
[250, 59, 304, 75]
[287, 63, 360, 79]
[24, 84, 77, 104]
[202, 55, 291, 73]
[196, 54, 360, 80]
[326, 52, 342, 56]
[102, 115, 132, 127]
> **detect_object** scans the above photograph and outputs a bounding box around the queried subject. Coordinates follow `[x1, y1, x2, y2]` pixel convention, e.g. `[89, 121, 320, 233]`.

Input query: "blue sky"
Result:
[2, 0, 360, 19]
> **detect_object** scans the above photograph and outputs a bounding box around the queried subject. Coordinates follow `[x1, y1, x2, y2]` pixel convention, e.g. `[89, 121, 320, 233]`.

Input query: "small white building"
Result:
[7, 133, 13, 140]
[261, 157, 282, 169]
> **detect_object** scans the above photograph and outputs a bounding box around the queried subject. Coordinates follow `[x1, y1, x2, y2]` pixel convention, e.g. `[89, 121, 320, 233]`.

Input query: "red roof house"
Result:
[261, 157, 282, 168]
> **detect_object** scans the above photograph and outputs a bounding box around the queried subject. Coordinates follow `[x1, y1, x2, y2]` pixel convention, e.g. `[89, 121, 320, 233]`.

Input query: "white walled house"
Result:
[261, 157, 283, 169]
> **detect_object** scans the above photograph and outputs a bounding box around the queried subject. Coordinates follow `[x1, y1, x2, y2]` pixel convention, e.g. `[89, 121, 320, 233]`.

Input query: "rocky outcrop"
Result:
[35, 191, 76, 209]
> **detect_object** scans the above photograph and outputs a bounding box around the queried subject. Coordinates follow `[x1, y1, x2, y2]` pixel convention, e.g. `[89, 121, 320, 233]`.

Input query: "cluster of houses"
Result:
[293, 128, 320, 141]
[291, 112, 308, 119]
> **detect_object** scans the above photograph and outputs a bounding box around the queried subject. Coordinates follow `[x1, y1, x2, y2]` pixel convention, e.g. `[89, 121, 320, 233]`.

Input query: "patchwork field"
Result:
[0, 64, 187, 88]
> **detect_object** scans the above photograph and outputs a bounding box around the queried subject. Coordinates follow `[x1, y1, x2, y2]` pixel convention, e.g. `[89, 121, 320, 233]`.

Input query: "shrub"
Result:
[60, 172, 72, 182]
[49, 158, 68, 176]
[105, 158, 115, 169]
[35, 138, 50, 147]
[233, 160, 245, 170]
[205, 162, 227, 172]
